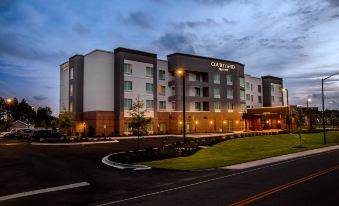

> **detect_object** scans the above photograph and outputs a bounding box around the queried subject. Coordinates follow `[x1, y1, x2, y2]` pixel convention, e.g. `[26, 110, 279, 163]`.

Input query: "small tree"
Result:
[128, 97, 152, 149]
[296, 107, 306, 147]
[59, 110, 73, 136]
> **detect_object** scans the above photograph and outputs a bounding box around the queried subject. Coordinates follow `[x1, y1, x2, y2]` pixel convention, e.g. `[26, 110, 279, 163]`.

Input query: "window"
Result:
[159, 70, 165, 80]
[246, 82, 250, 90]
[251, 95, 253, 102]
[70, 68, 74, 80]
[69, 100, 73, 112]
[195, 73, 201, 81]
[214, 102, 221, 112]
[146, 66, 153, 77]
[124, 63, 132, 75]
[171, 87, 176, 96]
[250, 84, 253, 91]
[214, 73, 220, 84]
[146, 83, 153, 94]
[227, 102, 233, 112]
[246, 94, 250, 101]
[124, 81, 132, 91]
[172, 102, 176, 110]
[214, 87, 221, 98]
[69, 84, 73, 96]
[271, 96, 275, 102]
[258, 85, 262, 93]
[146, 100, 154, 109]
[240, 77, 245, 87]
[159, 85, 166, 96]
[124, 98, 132, 109]
[195, 87, 201, 97]
[279, 96, 283, 103]
[258, 96, 262, 103]
[227, 87, 233, 99]
[240, 103, 246, 112]
[226, 75, 233, 85]
[159, 101, 166, 110]
[271, 85, 275, 92]
[195, 102, 201, 111]
[240, 90, 245, 101]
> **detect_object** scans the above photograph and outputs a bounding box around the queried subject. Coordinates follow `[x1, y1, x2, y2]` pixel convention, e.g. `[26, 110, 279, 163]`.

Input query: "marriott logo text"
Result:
[210, 62, 236, 70]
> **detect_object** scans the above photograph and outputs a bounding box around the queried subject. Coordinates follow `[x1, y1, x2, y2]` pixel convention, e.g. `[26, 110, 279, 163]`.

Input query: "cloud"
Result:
[120, 11, 153, 29]
[0, 33, 67, 61]
[33, 95, 48, 101]
[174, 18, 219, 29]
[154, 32, 196, 54]
[73, 23, 91, 36]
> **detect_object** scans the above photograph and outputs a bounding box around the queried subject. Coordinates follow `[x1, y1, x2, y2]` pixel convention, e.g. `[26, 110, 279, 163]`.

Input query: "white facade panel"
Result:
[271, 83, 283, 107]
[60, 63, 69, 113]
[83, 50, 115, 112]
[244, 74, 263, 109]
[124, 59, 155, 117]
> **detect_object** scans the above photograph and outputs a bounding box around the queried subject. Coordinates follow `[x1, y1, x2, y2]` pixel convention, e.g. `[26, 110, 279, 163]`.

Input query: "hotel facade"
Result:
[60, 47, 287, 136]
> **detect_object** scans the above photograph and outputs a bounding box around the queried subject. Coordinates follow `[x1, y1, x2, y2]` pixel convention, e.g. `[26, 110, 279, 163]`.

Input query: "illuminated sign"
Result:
[211, 61, 236, 71]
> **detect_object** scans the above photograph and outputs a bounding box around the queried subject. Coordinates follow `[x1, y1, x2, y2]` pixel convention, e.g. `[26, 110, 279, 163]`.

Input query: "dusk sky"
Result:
[1, 0, 339, 115]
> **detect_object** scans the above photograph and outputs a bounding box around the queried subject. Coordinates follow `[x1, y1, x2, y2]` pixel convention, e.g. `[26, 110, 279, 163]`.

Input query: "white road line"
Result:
[0, 182, 90, 202]
[97, 149, 338, 206]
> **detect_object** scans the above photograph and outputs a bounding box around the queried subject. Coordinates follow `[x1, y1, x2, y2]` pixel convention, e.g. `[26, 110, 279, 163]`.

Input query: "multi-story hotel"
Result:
[60, 47, 285, 136]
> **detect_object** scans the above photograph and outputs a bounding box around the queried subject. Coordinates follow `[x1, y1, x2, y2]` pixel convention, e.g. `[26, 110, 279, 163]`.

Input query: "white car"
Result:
[0, 131, 10, 139]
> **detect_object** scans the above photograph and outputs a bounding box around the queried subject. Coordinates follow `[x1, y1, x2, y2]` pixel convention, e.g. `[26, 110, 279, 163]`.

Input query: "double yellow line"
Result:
[229, 164, 339, 206]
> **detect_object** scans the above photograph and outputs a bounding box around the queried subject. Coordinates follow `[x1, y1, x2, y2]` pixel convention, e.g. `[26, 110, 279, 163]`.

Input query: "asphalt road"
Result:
[0, 138, 338, 206]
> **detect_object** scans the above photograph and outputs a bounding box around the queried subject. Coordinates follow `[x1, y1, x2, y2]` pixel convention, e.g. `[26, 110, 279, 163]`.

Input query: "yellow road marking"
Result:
[229, 164, 339, 206]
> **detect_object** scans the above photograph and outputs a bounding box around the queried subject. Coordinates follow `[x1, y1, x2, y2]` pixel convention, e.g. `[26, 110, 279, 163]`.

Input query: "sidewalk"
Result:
[222, 145, 339, 170]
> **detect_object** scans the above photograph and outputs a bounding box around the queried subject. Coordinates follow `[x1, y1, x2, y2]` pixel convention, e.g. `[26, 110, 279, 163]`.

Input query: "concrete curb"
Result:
[102, 153, 152, 171]
[31, 140, 119, 146]
[221, 145, 339, 170]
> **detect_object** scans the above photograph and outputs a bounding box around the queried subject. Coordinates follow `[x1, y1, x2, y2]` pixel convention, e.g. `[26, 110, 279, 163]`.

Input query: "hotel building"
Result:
[60, 47, 285, 136]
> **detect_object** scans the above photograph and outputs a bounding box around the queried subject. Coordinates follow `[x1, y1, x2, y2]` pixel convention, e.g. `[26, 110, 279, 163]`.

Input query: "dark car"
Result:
[30, 130, 66, 142]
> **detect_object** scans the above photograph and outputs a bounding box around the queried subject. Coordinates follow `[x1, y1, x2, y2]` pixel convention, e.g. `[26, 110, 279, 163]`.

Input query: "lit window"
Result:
[124, 98, 132, 109]
[159, 85, 166, 96]
[146, 66, 153, 77]
[124, 81, 132, 91]
[124, 63, 132, 75]
[214, 102, 221, 112]
[146, 100, 154, 109]
[240, 103, 246, 112]
[172, 102, 176, 110]
[227, 102, 233, 112]
[69, 84, 73, 97]
[70, 68, 74, 80]
[69, 100, 73, 112]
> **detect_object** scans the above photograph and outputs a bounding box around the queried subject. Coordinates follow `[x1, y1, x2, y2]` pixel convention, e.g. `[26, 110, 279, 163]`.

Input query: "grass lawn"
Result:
[143, 131, 339, 170]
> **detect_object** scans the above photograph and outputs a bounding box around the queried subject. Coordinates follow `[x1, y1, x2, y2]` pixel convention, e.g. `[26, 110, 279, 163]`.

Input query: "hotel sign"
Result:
[211, 61, 236, 71]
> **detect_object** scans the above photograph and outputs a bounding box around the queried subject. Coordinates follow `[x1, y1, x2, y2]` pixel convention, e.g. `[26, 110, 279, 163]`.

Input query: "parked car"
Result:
[30, 130, 66, 142]
[4, 129, 20, 139]
[0, 131, 10, 139]
[16, 129, 35, 139]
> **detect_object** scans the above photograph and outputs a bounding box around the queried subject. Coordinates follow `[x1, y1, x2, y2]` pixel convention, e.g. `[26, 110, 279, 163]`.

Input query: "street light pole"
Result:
[176, 69, 186, 144]
[321, 71, 339, 145]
